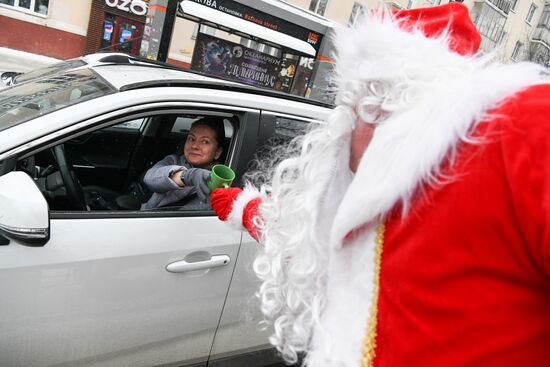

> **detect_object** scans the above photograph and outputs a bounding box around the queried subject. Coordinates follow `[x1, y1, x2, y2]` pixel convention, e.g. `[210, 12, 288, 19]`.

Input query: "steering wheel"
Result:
[52, 144, 87, 211]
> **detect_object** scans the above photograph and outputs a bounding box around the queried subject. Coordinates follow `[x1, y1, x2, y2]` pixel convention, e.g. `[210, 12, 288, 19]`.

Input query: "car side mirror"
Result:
[0, 171, 50, 246]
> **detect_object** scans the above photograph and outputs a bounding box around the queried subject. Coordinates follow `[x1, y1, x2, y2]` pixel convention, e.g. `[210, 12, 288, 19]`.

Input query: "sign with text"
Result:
[184, 0, 323, 52]
[191, 33, 281, 89]
[105, 0, 149, 16]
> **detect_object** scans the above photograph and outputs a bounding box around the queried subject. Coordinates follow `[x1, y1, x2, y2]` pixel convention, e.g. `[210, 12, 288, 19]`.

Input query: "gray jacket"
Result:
[141, 154, 205, 210]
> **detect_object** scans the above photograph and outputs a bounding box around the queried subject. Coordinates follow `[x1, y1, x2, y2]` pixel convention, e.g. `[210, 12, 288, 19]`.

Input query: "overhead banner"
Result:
[191, 33, 282, 89]
[182, 0, 323, 52]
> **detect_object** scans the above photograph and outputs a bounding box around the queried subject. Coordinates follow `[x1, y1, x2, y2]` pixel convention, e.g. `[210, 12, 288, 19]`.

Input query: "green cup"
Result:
[208, 164, 235, 191]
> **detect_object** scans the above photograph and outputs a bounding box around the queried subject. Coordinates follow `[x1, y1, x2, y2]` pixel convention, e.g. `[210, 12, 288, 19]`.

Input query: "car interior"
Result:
[15, 112, 237, 212]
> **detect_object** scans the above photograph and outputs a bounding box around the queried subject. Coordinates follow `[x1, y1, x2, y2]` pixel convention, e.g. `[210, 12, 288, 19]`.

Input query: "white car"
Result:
[0, 56, 331, 367]
[0, 53, 138, 88]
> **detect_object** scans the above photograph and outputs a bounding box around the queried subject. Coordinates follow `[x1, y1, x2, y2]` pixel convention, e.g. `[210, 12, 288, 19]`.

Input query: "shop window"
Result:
[309, 0, 329, 16]
[290, 56, 315, 97]
[99, 14, 144, 56]
[0, 0, 48, 15]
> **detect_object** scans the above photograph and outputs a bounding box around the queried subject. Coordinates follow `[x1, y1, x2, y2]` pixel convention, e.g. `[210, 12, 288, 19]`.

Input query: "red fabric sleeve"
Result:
[210, 187, 243, 221]
[498, 84, 550, 275]
[242, 197, 262, 242]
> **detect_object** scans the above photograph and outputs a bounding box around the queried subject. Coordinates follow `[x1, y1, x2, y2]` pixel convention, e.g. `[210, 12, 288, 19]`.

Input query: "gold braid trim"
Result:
[361, 222, 386, 367]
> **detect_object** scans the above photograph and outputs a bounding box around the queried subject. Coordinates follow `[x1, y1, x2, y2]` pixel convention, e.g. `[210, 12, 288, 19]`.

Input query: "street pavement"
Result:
[0, 46, 59, 75]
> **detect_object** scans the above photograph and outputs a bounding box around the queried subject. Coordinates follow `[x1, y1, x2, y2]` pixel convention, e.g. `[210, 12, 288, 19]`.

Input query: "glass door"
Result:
[111, 16, 143, 56]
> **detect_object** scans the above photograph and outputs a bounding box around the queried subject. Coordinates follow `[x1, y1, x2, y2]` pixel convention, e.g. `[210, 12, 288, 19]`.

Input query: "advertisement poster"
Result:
[103, 21, 113, 41]
[275, 54, 299, 93]
[191, 33, 282, 89]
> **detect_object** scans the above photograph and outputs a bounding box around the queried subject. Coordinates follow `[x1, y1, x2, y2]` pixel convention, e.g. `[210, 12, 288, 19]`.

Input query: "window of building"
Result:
[0, 0, 49, 15]
[526, 3, 538, 24]
[348, 2, 364, 25]
[434, 0, 442, 6]
[474, 3, 507, 44]
[407, 0, 414, 9]
[539, 8, 550, 27]
[510, 0, 518, 12]
[511, 41, 523, 60]
[309, 0, 329, 16]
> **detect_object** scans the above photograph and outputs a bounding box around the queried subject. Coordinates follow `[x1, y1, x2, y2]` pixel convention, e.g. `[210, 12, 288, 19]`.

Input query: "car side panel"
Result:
[0, 216, 240, 367]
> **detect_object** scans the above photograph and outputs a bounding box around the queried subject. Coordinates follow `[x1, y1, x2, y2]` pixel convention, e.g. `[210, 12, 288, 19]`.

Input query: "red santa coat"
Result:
[212, 5, 550, 365]
[375, 84, 550, 366]
[214, 85, 550, 366]
[214, 81, 550, 367]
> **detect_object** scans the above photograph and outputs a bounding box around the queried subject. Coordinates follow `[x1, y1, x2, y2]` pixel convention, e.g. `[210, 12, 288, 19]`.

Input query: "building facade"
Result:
[0, 0, 90, 59]
[289, 0, 550, 66]
[0, 0, 547, 80]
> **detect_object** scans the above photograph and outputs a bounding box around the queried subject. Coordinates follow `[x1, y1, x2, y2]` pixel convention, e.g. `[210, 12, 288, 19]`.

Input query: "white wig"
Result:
[249, 4, 547, 364]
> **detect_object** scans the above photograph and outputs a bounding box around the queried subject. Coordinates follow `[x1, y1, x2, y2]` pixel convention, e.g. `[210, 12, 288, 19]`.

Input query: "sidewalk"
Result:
[0, 47, 60, 74]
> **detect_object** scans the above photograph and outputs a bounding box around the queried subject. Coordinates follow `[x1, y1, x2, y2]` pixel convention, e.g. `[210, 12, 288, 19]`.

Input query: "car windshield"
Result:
[14, 59, 87, 84]
[0, 69, 115, 132]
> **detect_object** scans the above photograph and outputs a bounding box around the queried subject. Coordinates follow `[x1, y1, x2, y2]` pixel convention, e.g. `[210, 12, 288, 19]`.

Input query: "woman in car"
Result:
[141, 117, 225, 209]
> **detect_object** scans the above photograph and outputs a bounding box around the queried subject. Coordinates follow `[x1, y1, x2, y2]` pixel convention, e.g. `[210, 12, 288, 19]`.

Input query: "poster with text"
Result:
[191, 33, 282, 89]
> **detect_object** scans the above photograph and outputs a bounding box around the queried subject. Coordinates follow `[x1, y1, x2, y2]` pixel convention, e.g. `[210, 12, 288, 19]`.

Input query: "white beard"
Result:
[306, 227, 378, 367]
[246, 8, 549, 365]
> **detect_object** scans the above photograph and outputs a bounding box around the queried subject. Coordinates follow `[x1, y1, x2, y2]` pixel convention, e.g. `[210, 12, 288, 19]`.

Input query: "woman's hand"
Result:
[170, 170, 185, 187]
[182, 168, 211, 201]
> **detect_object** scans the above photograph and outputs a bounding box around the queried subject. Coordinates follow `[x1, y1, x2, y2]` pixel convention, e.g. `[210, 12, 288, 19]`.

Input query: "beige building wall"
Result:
[48, 0, 92, 35]
[168, 17, 197, 64]
[286, 0, 546, 65]
[0, 0, 91, 36]
[502, 0, 546, 61]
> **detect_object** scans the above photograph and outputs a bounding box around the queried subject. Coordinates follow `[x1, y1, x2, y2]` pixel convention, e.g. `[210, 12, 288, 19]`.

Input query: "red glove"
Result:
[210, 187, 263, 242]
[211, 187, 243, 221]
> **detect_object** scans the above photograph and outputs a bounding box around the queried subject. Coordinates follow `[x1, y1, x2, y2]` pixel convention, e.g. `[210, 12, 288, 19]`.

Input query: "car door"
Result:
[208, 111, 317, 365]
[0, 104, 260, 367]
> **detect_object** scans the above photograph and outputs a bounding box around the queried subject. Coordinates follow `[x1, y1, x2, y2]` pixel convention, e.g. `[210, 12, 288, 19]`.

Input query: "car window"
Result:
[173, 116, 234, 138]
[15, 111, 237, 213]
[245, 115, 310, 187]
[114, 118, 147, 130]
[15, 59, 87, 84]
[0, 69, 115, 132]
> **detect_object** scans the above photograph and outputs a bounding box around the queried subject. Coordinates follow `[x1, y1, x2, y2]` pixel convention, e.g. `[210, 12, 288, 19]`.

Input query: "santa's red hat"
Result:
[393, 3, 481, 56]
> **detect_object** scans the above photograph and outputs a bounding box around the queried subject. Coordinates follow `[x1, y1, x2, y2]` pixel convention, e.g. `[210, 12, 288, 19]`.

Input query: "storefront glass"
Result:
[99, 13, 143, 56]
[101, 14, 116, 51]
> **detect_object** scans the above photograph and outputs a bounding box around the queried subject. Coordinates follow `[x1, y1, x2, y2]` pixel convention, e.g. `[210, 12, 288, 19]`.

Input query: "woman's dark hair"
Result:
[191, 117, 226, 152]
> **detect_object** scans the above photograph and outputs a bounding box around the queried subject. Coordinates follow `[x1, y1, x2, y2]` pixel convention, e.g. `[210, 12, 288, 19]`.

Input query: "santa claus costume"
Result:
[211, 3, 550, 366]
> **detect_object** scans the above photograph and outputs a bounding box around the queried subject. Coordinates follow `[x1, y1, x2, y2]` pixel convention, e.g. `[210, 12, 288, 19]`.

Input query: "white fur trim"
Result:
[328, 12, 549, 248]
[307, 226, 378, 366]
[227, 184, 262, 229]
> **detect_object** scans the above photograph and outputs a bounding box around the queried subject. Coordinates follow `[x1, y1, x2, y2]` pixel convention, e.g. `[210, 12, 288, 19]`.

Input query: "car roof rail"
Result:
[97, 54, 132, 63]
[120, 79, 335, 109]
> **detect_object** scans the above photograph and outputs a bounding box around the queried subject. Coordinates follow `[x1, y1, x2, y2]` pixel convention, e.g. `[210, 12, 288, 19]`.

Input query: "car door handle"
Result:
[165, 255, 231, 273]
